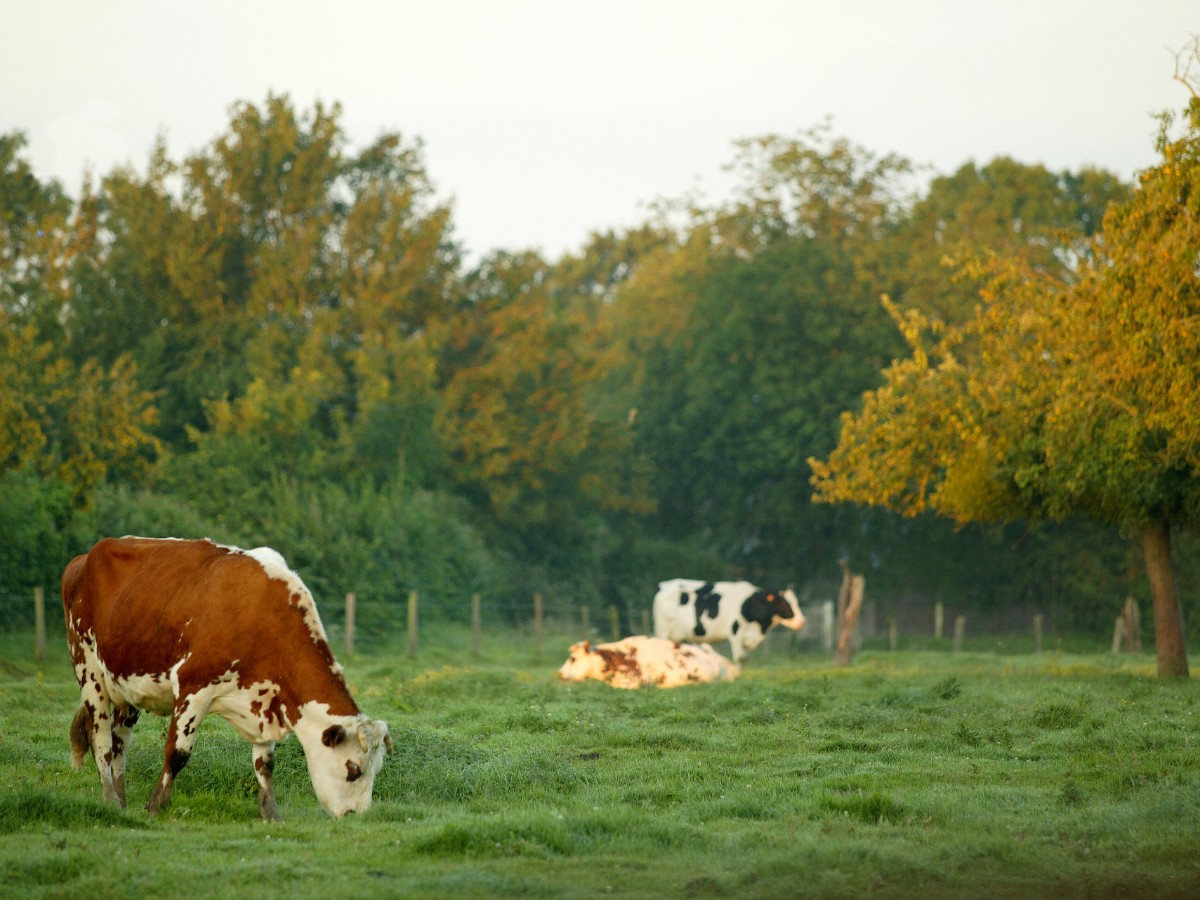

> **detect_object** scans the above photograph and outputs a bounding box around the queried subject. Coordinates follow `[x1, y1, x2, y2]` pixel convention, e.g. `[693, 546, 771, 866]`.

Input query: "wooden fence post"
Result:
[642, 608, 650, 637]
[1122, 597, 1141, 653]
[935, 601, 945, 641]
[1111, 616, 1126, 654]
[407, 590, 419, 657]
[471, 593, 482, 657]
[888, 617, 898, 652]
[821, 600, 835, 654]
[344, 592, 356, 657]
[34, 586, 45, 663]
[952, 615, 966, 652]
[580, 604, 590, 641]
[534, 593, 543, 656]
[1033, 614, 1043, 655]
[607, 606, 620, 642]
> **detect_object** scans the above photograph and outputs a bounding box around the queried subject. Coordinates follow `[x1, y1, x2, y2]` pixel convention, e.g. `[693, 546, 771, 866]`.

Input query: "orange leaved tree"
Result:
[811, 66, 1200, 678]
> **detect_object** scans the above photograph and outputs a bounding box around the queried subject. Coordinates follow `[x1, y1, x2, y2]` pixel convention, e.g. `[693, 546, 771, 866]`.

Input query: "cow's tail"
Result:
[69, 705, 93, 769]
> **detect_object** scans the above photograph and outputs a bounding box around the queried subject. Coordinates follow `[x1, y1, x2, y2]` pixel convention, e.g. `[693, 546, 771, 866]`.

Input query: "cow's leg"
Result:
[729, 637, 748, 666]
[146, 692, 211, 816]
[77, 668, 121, 806]
[253, 742, 281, 821]
[110, 704, 140, 808]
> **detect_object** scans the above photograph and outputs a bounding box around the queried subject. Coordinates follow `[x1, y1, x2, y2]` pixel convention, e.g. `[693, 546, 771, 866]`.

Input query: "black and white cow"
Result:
[653, 579, 806, 664]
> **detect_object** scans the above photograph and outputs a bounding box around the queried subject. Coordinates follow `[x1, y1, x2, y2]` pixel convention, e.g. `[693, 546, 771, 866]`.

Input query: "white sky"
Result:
[2, 1, 1196, 262]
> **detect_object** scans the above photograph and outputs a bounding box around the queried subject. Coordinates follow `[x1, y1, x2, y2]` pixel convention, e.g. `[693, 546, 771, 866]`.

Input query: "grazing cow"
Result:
[557, 636, 739, 689]
[61, 536, 391, 820]
[653, 579, 806, 664]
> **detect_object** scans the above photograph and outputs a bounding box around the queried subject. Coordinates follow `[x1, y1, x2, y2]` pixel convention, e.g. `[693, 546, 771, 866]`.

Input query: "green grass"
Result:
[1, 629, 1198, 898]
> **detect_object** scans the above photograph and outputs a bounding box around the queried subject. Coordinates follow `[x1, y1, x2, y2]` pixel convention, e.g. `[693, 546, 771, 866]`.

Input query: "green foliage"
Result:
[2, 71, 1191, 643]
[1, 147, 160, 501]
[437, 250, 652, 541]
[66, 95, 456, 463]
[612, 130, 912, 579]
[0, 467, 76, 595]
[810, 77, 1200, 673]
[897, 157, 1128, 324]
[86, 483, 231, 544]
[247, 477, 509, 625]
[0, 131, 71, 332]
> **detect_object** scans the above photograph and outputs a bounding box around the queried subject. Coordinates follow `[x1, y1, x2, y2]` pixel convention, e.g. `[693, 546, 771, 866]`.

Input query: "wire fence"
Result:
[3, 580, 1110, 668]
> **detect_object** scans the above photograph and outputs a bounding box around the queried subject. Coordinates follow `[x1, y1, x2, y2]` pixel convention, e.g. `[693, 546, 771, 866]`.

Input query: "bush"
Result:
[0, 467, 76, 597]
[236, 476, 514, 627]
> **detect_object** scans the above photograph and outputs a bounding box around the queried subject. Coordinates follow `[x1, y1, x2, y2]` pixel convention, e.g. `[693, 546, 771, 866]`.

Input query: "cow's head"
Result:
[558, 641, 603, 682]
[771, 589, 806, 631]
[303, 713, 392, 818]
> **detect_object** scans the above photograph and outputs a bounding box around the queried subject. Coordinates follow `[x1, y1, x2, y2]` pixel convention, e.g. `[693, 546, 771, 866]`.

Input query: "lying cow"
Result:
[62, 536, 391, 820]
[558, 636, 739, 689]
[653, 578, 806, 664]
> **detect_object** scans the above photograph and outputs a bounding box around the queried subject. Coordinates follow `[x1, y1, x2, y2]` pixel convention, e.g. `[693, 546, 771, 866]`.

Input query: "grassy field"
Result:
[1, 627, 1198, 899]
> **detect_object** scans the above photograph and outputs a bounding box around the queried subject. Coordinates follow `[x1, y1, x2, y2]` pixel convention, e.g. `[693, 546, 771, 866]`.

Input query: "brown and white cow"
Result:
[653, 579, 806, 664]
[557, 636, 739, 689]
[61, 536, 391, 820]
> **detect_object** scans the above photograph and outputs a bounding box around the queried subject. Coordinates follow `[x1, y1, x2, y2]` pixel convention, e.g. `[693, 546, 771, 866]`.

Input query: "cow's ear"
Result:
[322, 724, 347, 747]
[582, 640, 591, 652]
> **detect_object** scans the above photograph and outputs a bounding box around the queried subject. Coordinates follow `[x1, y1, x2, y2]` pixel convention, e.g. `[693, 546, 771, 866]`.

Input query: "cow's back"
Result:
[66, 538, 227, 674]
[652, 579, 707, 640]
[62, 537, 342, 702]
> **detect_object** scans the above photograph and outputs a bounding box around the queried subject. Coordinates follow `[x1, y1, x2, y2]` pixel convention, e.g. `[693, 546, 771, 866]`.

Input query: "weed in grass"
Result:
[1031, 701, 1085, 730]
[1059, 778, 1085, 807]
[819, 790, 908, 825]
[932, 675, 963, 700]
[953, 717, 982, 747]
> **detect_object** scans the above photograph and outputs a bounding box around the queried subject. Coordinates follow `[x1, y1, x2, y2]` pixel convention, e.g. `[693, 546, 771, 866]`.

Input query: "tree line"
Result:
[3, 81, 1198, 660]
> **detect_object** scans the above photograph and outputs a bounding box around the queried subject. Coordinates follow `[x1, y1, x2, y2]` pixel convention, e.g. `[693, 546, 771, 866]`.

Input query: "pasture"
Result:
[1, 627, 1198, 899]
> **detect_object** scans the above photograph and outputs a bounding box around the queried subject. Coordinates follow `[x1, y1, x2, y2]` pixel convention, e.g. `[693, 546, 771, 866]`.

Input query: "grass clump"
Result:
[0, 789, 149, 833]
[819, 789, 909, 825]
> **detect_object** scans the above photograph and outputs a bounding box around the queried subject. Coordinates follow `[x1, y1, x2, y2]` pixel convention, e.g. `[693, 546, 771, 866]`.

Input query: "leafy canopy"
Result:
[810, 91, 1200, 535]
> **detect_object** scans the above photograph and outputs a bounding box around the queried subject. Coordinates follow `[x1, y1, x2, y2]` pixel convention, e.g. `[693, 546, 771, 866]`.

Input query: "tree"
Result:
[435, 250, 652, 552]
[69, 96, 458, 472]
[0, 132, 71, 332]
[811, 67, 1200, 677]
[896, 157, 1127, 324]
[1, 134, 159, 503]
[607, 128, 913, 581]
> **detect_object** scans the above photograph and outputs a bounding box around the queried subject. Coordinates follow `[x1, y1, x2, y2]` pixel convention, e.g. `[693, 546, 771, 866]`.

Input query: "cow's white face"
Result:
[558, 641, 603, 682]
[301, 710, 391, 818]
[775, 589, 806, 631]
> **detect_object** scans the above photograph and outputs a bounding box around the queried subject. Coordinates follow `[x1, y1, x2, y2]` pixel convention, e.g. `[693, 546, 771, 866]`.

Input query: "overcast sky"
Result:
[3, 1, 1196, 261]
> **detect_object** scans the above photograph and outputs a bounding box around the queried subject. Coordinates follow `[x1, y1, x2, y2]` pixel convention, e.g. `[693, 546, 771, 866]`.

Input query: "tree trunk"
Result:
[835, 561, 865, 666]
[1140, 520, 1189, 679]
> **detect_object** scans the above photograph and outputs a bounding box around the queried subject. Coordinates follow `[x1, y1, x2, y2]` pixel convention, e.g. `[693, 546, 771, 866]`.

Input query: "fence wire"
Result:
[3, 581, 1075, 666]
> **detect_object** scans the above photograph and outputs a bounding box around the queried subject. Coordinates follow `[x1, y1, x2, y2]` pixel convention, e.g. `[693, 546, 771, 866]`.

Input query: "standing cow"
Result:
[653, 579, 806, 664]
[62, 536, 391, 820]
[558, 636, 739, 689]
